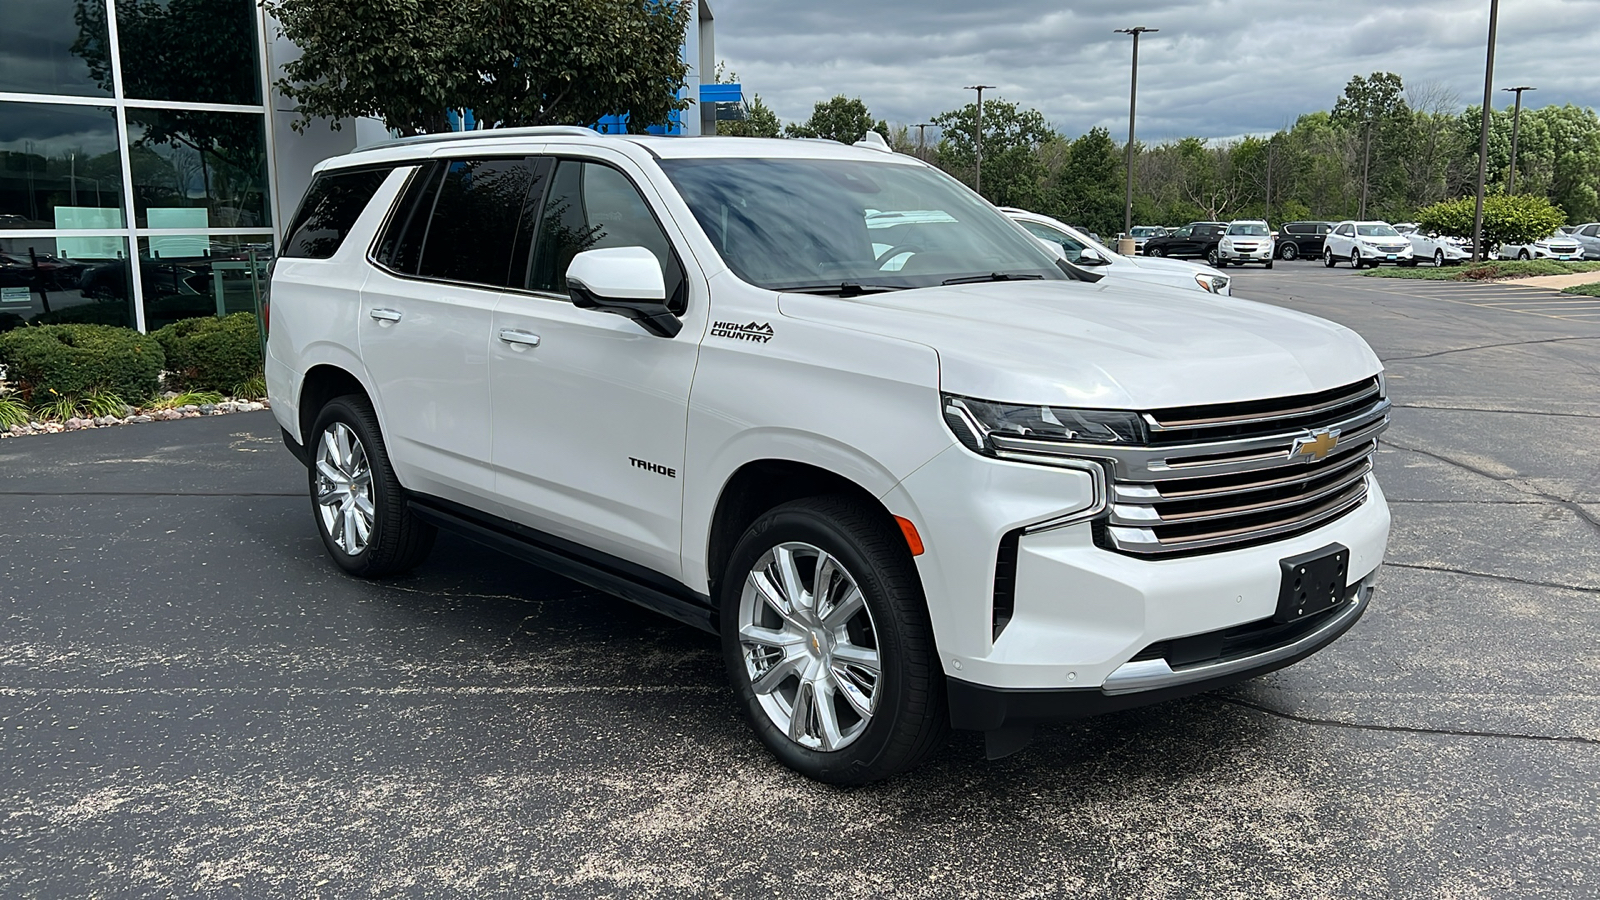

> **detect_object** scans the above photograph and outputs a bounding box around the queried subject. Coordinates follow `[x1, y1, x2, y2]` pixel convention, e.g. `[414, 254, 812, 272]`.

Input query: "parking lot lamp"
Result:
[1471, 0, 1500, 262]
[963, 85, 997, 195]
[1115, 27, 1158, 237]
[1502, 85, 1535, 194]
[915, 123, 934, 161]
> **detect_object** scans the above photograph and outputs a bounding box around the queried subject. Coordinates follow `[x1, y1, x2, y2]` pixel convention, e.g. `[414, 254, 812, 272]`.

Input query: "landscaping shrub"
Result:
[1416, 194, 1567, 249]
[0, 324, 164, 402]
[153, 312, 263, 393]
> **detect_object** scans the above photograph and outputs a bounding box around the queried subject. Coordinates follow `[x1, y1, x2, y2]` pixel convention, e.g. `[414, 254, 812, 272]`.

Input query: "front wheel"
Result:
[1147, 247, 1165, 258]
[309, 395, 436, 577]
[1280, 243, 1298, 261]
[1324, 249, 1336, 268]
[1349, 248, 1363, 269]
[1435, 249, 1445, 267]
[720, 497, 947, 785]
[1518, 249, 1531, 261]
[1205, 248, 1221, 267]
[1265, 260, 1274, 269]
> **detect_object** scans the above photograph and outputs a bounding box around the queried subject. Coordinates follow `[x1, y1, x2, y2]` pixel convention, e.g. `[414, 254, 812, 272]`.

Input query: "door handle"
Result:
[369, 308, 402, 322]
[498, 328, 541, 348]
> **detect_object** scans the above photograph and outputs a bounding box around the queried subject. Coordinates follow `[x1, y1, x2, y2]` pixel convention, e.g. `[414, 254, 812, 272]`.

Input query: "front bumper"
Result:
[1219, 245, 1274, 262]
[948, 574, 1375, 731]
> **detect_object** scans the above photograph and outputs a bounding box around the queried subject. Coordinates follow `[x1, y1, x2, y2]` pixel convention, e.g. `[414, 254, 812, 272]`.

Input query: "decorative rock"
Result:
[43, 423, 64, 433]
[162, 391, 179, 399]
[244, 401, 264, 412]
[122, 405, 137, 417]
[130, 415, 153, 423]
[182, 410, 201, 418]
[199, 404, 216, 415]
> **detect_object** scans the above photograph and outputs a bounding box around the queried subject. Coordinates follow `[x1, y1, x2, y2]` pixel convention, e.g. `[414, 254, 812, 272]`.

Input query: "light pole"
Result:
[963, 85, 996, 195]
[1115, 27, 1158, 237]
[1502, 85, 1535, 194]
[1471, 0, 1500, 262]
[914, 123, 933, 160]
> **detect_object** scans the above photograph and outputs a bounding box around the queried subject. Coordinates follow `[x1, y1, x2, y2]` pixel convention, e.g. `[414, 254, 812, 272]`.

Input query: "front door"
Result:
[489, 155, 705, 578]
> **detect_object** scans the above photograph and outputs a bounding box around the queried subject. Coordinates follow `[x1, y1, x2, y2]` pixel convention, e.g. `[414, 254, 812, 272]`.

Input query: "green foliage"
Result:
[146, 390, 225, 411]
[1364, 259, 1600, 280]
[153, 312, 263, 393]
[1053, 127, 1125, 237]
[267, 0, 693, 135]
[0, 393, 29, 428]
[33, 393, 84, 423]
[232, 375, 268, 401]
[1563, 281, 1600, 297]
[931, 99, 1055, 208]
[0, 324, 164, 403]
[83, 390, 128, 418]
[717, 94, 783, 138]
[784, 96, 877, 144]
[1416, 194, 1567, 248]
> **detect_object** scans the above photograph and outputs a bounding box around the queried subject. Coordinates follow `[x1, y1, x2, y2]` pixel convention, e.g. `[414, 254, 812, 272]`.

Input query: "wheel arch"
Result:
[297, 363, 374, 450]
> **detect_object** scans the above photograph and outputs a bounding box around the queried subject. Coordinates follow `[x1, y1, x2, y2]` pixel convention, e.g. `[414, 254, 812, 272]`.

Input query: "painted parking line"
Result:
[1350, 280, 1600, 321]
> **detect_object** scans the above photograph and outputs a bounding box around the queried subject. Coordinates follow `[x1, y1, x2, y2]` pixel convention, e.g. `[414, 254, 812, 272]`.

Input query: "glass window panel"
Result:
[375, 163, 442, 274]
[0, 1, 113, 97]
[529, 161, 685, 310]
[127, 108, 270, 229]
[0, 102, 125, 230]
[136, 233, 272, 331]
[416, 158, 541, 287]
[1, 236, 133, 332]
[117, 0, 262, 106]
[284, 166, 396, 260]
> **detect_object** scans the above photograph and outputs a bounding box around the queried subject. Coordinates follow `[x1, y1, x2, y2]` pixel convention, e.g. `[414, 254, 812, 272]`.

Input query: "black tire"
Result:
[308, 394, 436, 577]
[1518, 249, 1531, 261]
[720, 496, 947, 785]
[1324, 249, 1336, 268]
[1280, 243, 1298, 261]
[1205, 248, 1221, 267]
[1147, 247, 1165, 258]
[1435, 249, 1445, 267]
[1349, 248, 1363, 269]
[1265, 259, 1274, 269]
[1215, 258, 1228, 268]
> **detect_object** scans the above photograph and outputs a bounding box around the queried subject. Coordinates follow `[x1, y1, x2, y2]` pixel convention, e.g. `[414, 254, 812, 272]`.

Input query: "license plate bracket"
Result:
[1276, 543, 1349, 623]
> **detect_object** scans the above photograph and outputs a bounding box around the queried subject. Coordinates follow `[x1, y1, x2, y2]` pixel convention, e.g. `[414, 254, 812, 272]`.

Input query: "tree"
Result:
[1332, 72, 1410, 219]
[930, 99, 1055, 207]
[1051, 127, 1123, 236]
[1416, 194, 1566, 249]
[784, 96, 876, 144]
[266, 0, 692, 135]
[712, 64, 782, 138]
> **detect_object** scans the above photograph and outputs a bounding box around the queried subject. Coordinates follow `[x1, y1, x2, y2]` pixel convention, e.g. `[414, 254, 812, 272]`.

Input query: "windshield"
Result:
[1227, 223, 1270, 236]
[1130, 226, 1162, 237]
[659, 158, 1065, 291]
[1356, 224, 1401, 237]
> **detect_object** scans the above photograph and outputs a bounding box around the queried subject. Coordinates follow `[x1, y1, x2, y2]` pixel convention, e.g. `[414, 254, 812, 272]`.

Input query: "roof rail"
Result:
[352, 125, 604, 154]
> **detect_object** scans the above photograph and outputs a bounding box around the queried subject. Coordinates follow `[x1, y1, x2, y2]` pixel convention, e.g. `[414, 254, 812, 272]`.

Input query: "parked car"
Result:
[1393, 226, 1471, 267]
[1496, 231, 1586, 261]
[1275, 222, 1334, 261]
[1566, 222, 1600, 259]
[268, 127, 1391, 784]
[1217, 220, 1275, 268]
[1004, 209, 1231, 295]
[1322, 221, 1415, 268]
[1143, 222, 1228, 264]
[1127, 225, 1166, 254]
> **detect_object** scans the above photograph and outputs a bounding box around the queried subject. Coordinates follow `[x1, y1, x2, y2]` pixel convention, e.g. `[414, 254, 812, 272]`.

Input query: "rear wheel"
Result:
[1435, 249, 1445, 267]
[720, 496, 946, 785]
[1147, 247, 1165, 258]
[1518, 249, 1531, 260]
[1280, 243, 1298, 261]
[309, 395, 436, 577]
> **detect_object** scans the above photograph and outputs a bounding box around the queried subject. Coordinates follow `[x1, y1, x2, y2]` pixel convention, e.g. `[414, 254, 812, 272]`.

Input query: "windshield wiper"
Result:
[780, 282, 905, 297]
[941, 273, 1046, 286]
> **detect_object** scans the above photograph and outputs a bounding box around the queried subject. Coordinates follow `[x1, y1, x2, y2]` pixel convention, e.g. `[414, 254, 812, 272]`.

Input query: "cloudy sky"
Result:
[712, 0, 1600, 143]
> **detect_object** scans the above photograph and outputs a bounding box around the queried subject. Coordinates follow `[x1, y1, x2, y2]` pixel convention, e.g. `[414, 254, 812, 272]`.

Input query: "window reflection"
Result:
[136, 234, 272, 331]
[115, 0, 262, 106]
[0, 102, 126, 231]
[0, 1, 112, 97]
[0, 236, 133, 332]
[127, 109, 270, 229]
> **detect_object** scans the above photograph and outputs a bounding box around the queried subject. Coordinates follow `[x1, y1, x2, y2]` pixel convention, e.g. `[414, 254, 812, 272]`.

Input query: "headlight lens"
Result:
[1194, 272, 1229, 293]
[944, 394, 1146, 455]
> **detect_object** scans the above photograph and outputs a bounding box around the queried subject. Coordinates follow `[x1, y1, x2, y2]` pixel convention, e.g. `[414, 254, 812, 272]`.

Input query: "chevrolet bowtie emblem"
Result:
[1289, 428, 1340, 462]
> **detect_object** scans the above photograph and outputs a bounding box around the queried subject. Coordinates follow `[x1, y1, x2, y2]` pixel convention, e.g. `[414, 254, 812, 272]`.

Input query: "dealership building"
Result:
[0, 0, 734, 334]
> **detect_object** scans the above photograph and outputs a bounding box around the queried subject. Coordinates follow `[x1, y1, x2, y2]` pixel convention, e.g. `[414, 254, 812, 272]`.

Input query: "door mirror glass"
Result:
[566, 246, 679, 337]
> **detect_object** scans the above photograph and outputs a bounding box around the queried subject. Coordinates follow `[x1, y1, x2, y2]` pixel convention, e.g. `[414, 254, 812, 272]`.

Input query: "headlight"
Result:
[1194, 272, 1229, 293]
[1220, 239, 1233, 249]
[943, 394, 1146, 457]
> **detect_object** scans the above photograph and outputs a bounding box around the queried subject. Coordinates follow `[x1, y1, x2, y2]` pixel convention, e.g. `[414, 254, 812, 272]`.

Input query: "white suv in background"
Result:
[267, 127, 1391, 784]
[1496, 230, 1586, 261]
[1004, 209, 1232, 296]
[1322, 221, 1415, 268]
[1218, 220, 1275, 268]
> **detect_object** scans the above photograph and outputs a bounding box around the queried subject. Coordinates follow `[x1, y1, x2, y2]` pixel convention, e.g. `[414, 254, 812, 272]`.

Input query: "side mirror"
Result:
[1076, 248, 1110, 266]
[566, 246, 680, 338]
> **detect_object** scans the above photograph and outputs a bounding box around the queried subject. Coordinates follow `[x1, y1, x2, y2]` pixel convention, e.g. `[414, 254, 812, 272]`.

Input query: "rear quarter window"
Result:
[282, 167, 396, 259]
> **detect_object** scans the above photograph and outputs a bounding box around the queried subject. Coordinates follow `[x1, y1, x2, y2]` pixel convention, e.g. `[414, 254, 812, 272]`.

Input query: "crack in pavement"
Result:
[1383, 334, 1600, 363]
[1379, 438, 1600, 537]
[1216, 696, 1600, 746]
[1384, 561, 1600, 595]
[1392, 404, 1600, 420]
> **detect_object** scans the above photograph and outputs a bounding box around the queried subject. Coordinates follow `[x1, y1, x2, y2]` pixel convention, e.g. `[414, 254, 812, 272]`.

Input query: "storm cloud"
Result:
[712, 0, 1600, 143]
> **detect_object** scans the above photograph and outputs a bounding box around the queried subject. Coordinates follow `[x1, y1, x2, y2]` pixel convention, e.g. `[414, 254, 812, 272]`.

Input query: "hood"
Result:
[778, 279, 1381, 409]
[1120, 254, 1223, 277]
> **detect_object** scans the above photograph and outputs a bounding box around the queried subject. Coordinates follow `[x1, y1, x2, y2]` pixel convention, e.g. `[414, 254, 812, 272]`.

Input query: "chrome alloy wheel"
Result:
[314, 422, 375, 556]
[739, 542, 880, 752]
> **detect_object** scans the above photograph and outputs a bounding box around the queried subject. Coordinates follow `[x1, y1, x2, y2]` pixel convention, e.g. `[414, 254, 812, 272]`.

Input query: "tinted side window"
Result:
[527, 160, 687, 313]
[374, 163, 441, 274]
[417, 157, 545, 287]
[1336, 225, 1353, 236]
[283, 167, 394, 259]
[1019, 221, 1085, 260]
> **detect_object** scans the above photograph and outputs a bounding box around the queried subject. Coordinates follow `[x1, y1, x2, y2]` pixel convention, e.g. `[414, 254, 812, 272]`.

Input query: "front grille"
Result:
[1101, 378, 1387, 558]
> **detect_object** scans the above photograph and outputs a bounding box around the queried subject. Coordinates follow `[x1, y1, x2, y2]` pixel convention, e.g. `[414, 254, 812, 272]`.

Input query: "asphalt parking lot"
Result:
[3, 262, 1599, 898]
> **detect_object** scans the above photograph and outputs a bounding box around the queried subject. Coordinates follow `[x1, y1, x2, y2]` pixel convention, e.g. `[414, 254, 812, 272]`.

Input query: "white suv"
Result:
[1217, 220, 1275, 268]
[267, 127, 1391, 784]
[1002, 208, 1232, 296]
[1322, 221, 1415, 268]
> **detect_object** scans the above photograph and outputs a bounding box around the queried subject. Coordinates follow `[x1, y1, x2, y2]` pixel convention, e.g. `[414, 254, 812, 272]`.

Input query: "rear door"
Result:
[358, 155, 544, 504]
[488, 153, 706, 578]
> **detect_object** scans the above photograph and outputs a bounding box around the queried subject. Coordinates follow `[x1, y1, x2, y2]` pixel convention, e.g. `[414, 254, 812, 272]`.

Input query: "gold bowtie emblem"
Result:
[1289, 428, 1340, 462]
